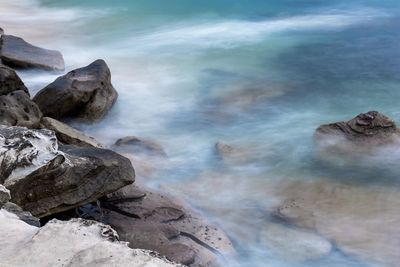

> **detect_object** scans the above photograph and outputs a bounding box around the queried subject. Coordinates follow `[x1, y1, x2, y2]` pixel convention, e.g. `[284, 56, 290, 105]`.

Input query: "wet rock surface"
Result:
[101, 185, 236, 266]
[34, 59, 118, 122]
[0, 126, 134, 217]
[114, 136, 167, 157]
[0, 210, 181, 267]
[0, 35, 64, 70]
[0, 64, 29, 95]
[40, 116, 103, 148]
[0, 90, 42, 128]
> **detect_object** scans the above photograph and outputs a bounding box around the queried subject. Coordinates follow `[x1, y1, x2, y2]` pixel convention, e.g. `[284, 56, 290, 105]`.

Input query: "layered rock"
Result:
[34, 60, 118, 122]
[40, 117, 103, 148]
[114, 136, 166, 157]
[0, 64, 29, 95]
[101, 185, 236, 266]
[0, 126, 134, 217]
[0, 35, 64, 71]
[0, 210, 181, 267]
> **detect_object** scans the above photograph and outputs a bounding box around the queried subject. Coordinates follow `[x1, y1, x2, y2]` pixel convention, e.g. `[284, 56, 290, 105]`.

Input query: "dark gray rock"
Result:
[0, 90, 42, 128]
[33, 60, 117, 122]
[2, 202, 40, 227]
[0, 35, 64, 71]
[40, 117, 103, 148]
[114, 136, 166, 157]
[0, 184, 10, 207]
[101, 185, 236, 266]
[0, 126, 135, 217]
[0, 64, 29, 96]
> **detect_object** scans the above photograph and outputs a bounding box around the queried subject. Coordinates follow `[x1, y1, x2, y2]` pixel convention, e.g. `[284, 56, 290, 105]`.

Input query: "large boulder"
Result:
[0, 90, 42, 128]
[0, 64, 29, 95]
[33, 60, 118, 122]
[0, 210, 181, 267]
[0, 125, 134, 217]
[40, 117, 103, 148]
[100, 185, 236, 266]
[0, 35, 65, 71]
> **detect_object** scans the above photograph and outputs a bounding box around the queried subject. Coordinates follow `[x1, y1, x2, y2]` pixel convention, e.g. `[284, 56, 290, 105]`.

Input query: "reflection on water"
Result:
[2, 0, 400, 266]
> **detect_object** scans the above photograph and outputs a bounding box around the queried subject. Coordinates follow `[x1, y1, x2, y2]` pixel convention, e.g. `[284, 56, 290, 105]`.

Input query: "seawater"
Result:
[1, 0, 400, 266]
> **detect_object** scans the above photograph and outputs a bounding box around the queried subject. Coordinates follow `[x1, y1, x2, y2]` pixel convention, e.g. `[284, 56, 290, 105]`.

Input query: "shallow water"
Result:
[1, 0, 400, 266]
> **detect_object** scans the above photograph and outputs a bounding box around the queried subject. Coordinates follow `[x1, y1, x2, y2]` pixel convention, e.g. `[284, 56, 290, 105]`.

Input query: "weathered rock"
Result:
[0, 126, 134, 217]
[40, 117, 103, 148]
[260, 222, 332, 262]
[0, 210, 181, 267]
[315, 111, 399, 147]
[101, 185, 236, 266]
[0, 35, 64, 71]
[0, 90, 42, 128]
[0, 64, 29, 95]
[33, 60, 117, 122]
[0, 184, 10, 207]
[2, 202, 40, 227]
[114, 136, 166, 157]
[273, 179, 400, 267]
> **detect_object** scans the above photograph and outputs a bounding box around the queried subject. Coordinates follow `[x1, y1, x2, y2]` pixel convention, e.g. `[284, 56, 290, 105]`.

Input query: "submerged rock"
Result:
[101, 185, 236, 266]
[0, 64, 29, 95]
[34, 60, 118, 122]
[0, 126, 134, 217]
[114, 136, 166, 157]
[0, 90, 42, 128]
[40, 117, 103, 148]
[0, 35, 64, 71]
[0, 210, 181, 267]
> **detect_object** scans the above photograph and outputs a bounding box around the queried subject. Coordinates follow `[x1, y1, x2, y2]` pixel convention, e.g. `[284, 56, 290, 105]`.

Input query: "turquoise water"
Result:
[2, 0, 400, 266]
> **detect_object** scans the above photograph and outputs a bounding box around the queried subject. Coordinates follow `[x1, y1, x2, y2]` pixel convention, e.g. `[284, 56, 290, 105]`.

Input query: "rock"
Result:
[260, 222, 332, 262]
[2, 202, 40, 227]
[273, 179, 400, 267]
[0, 27, 3, 35]
[0, 184, 10, 207]
[114, 136, 166, 157]
[0, 90, 42, 128]
[40, 117, 103, 148]
[214, 141, 257, 165]
[0, 64, 29, 95]
[101, 185, 236, 266]
[33, 60, 117, 122]
[0, 125, 134, 217]
[0, 210, 181, 267]
[0, 35, 64, 71]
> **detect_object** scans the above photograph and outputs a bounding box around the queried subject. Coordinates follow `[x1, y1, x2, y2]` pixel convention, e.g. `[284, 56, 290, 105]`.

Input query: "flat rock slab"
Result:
[0, 126, 134, 217]
[0, 210, 181, 267]
[0, 35, 65, 71]
[40, 117, 103, 148]
[102, 185, 236, 266]
[34, 59, 117, 122]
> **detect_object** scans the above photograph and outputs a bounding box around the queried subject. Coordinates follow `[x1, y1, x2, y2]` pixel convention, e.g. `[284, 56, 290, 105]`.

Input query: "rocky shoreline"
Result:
[0, 28, 235, 267]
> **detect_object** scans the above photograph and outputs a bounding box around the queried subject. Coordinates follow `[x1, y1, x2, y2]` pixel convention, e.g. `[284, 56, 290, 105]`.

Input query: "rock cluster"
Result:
[0, 28, 235, 267]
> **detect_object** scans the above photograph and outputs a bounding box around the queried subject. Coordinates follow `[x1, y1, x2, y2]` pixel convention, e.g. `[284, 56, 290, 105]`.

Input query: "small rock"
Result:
[2, 202, 40, 227]
[0, 184, 10, 207]
[40, 117, 103, 148]
[0, 35, 64, 71]
[114, 136, 166, 157]
[33, 59, 117, 122]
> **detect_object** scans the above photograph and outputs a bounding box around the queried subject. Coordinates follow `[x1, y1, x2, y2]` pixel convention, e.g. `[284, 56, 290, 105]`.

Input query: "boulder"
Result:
[101, 185, 236, 266]
[0, 184, 10, 207]
[114, 136, 166, 157]
[33, 60, 118, 122]
[0, 125, 134, 217]
[0, 35, 64, 71]
[40, 117, 103, 148]
[0, 64, 29, 95]
[0, 90, 42, 128]
[0, 210, 181, 267]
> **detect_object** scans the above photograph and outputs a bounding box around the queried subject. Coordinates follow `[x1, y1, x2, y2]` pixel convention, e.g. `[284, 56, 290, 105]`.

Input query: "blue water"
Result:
[2, 0, 400, 266]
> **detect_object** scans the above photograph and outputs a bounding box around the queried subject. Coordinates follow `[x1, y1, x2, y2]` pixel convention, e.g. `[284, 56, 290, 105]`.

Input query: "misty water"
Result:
[2, 0, 400, 266]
